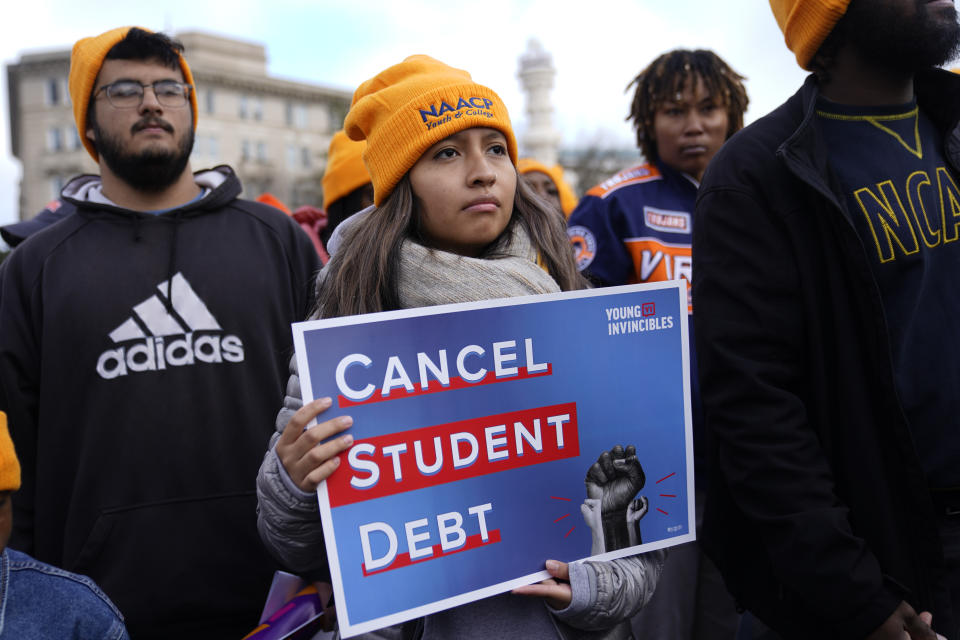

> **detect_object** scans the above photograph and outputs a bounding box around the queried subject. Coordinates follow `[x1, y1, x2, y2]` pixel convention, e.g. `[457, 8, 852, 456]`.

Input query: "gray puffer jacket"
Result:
[256, 357, 665, 640]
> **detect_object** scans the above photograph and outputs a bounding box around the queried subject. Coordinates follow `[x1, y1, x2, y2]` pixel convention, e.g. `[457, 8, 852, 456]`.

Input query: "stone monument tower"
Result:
[516, 39, 561, 166]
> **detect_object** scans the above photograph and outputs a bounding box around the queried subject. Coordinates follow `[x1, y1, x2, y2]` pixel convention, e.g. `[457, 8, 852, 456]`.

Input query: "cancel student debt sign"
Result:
[293, 281, 695, 637]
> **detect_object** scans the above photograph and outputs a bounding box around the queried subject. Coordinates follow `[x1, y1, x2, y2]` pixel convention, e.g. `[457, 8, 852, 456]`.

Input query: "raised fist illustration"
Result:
[585, 445, 645, 511]
[583, 445, 647, 552]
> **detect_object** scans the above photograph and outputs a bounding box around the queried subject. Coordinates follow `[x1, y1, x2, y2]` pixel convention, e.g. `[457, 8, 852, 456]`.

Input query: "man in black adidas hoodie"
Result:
[0, 27, 320, 638]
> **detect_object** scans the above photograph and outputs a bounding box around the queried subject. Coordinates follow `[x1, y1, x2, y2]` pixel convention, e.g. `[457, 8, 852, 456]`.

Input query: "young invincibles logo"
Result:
[604, 301, 674, 337]
[96, 272, 245, 379]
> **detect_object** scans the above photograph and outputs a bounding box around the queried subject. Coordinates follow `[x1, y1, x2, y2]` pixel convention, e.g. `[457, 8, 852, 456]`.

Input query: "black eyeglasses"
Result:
[94, 80, 193, 108]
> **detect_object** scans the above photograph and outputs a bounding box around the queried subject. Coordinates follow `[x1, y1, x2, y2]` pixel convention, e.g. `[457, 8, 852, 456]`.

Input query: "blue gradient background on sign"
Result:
[298, 285, 689, 626]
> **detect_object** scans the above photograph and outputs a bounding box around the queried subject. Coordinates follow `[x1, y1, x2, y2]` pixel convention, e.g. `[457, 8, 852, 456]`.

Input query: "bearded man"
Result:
[0, 27, 319, 638]
[692, 1, 960, 639]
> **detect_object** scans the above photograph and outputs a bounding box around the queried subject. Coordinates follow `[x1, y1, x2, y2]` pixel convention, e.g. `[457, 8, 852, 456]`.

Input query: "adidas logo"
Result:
[96, 272, 245, 380]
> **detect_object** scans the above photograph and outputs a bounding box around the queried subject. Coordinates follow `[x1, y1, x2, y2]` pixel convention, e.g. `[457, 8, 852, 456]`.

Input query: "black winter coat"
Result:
[692, 72, 960, 639]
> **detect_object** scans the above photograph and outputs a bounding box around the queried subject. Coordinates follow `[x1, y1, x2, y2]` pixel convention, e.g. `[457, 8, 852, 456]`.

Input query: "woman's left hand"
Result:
[511, 559, 572, 610]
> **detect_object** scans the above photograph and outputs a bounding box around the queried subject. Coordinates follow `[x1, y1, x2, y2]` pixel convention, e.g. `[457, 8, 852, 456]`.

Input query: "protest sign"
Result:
[293, 280, 694, 637]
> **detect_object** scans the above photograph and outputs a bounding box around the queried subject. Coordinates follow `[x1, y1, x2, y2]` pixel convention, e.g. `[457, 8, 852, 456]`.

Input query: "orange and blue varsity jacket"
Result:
[567, 160, 698, 312]
[567, 159, 704, 478]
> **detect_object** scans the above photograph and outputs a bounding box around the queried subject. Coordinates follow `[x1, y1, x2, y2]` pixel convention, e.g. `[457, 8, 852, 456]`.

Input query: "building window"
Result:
[301, 147, 311, 169]
[46, 127, 63, 152]
[288, 103, 307, 129]
[253, 97, 263, 122]
[49, 175, 66, 198]
[314, 104, 330, 132]
[239, 94, 249, 119]
[68, 127, 82, 151]
[247, 180, 268, 197]
[257, 141, 267, 163]
[191, 136, 219, 164]
[45, 78, 61, 105]
[241, 139, 251, 161]
[330, 104, 348, 131]
[204, 89, 215, 115]
[286, 144, 297, 170]
[285, 101, 293, 126]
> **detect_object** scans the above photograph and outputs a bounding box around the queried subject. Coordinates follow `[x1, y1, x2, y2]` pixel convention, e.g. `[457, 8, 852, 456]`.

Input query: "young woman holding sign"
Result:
[255, 55, 664, 639]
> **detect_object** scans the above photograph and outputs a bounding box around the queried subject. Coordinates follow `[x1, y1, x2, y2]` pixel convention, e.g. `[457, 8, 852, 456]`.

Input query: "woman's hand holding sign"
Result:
[277, 397, 355, 492]
[511, 559, 573, 610]
[515, 445, 649, 610]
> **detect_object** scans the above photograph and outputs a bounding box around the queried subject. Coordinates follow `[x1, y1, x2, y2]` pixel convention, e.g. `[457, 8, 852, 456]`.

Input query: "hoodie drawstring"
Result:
[163, 211, 183, 315]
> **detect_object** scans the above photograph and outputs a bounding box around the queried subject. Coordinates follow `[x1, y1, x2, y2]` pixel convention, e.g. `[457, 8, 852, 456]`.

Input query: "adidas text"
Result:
[96, 333, 245, 379]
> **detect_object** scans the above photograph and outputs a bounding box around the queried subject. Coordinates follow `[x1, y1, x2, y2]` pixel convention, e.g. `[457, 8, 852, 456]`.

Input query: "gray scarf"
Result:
[397, 223, 561, 308]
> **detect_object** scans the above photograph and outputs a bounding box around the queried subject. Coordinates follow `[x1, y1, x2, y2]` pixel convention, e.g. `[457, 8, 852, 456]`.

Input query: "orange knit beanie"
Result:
[769, 0, 851, 70]
[322, 131, 370, 210]
[517, 158, 579, 217]
[69, 26, 199, 161]
[0, 413, 21, 493]
[255, 193, 291, 214]
[343, 55, 518, 206]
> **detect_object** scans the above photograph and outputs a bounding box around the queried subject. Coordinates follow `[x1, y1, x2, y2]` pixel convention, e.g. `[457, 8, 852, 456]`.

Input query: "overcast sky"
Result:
[0, 0, 810, 229]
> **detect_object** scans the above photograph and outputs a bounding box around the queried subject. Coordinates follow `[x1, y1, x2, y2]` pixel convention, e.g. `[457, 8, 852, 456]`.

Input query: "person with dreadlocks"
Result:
[566, 48, 748, 640]
[567, 48, 747, 290]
